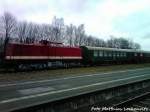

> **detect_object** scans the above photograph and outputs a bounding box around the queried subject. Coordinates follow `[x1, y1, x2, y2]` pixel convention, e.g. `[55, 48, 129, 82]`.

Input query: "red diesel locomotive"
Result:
[2, 40, 82, 69]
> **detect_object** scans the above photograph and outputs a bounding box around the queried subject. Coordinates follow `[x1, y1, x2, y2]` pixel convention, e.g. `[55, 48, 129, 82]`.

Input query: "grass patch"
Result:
[0, 63, 150, 83]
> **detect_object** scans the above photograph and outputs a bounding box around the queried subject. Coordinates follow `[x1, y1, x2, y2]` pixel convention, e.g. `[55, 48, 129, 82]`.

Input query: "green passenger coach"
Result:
[81, 46, 150, 65]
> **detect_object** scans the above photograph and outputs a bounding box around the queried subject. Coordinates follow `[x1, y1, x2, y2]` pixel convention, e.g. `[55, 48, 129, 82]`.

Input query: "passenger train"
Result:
[0, 40, 150, 70]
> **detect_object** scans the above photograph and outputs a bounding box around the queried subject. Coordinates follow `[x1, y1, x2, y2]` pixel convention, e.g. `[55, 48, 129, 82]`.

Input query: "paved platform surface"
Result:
[0, 67, 150, 112]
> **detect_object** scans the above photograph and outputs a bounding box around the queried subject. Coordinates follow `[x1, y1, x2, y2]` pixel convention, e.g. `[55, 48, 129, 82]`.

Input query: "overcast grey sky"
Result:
[0, 0, 150, 50]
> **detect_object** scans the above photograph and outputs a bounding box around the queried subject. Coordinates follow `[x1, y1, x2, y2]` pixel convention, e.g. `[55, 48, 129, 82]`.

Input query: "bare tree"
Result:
[0, 18, 4, 52]
[84, 35, 94, 46]
[51, 16, 65, 42]
[78, 24, 85, 46]
[129, 39, 141, 50]
[73, 24, 85, 46]
[107, 36, 141, 49]
[66, 24, 75, 46]
[0, 37, 4, 53]
[1, 12, 17, 43]
[132, 43, 141, 49]
[17, 21, 28, 43]
[24, 23, 39, 43]
[0, 12, 17, 54]
[0, 12, 141, 50]
[40, 24, 51, 41]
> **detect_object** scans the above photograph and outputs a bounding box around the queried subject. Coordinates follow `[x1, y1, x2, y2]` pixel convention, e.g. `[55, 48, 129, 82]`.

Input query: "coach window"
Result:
[117, 52, 120, 57]
[113, 52, 116, 57]
[146, 54, 149, 57]
[140, 53, 143, 57]
[123, 53, 125, 57]
[104, 51, 107, 57]
[121, 52, 124, 57]
[108, 52, 112, 57]
[124, 53, 127, 57]
[99, 51, 103, 57]
[94, 51, 98, 57]
[120, 52, 123, 57]
[122, 53, 124, 57]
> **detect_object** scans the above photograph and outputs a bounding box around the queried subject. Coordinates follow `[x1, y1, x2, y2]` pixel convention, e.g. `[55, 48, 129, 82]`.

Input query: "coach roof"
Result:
[85, 46, 150, 53]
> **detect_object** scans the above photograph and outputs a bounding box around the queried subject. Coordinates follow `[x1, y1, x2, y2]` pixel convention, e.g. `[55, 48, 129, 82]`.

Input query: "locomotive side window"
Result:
[140, 53, 143, 57]
[134, 53, 137, 56]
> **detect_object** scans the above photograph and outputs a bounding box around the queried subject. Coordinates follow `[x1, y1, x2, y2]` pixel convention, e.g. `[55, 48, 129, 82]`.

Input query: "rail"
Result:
[113, 92, 150, 112]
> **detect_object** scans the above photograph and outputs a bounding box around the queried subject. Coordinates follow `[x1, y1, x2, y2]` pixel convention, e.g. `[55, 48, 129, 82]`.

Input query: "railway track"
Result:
[0, 68, 150, 112]
[113, 92, 150, 112]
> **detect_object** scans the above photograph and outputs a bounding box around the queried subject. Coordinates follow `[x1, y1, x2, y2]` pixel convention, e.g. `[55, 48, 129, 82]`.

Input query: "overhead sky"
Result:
[0, 0, 150, 50]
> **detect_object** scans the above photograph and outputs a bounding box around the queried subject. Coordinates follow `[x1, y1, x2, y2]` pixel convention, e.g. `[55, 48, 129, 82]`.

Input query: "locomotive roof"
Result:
[8, 42, 81, 48]
[85, 46, 150, 53]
